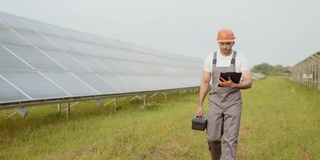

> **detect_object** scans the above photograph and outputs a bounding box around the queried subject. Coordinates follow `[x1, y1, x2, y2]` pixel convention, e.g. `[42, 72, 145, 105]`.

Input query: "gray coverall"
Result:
[207, 51, 242, 160]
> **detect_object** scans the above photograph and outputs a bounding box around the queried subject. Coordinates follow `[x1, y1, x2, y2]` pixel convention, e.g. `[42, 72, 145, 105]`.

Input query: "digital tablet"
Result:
[219, 72, 242, 87]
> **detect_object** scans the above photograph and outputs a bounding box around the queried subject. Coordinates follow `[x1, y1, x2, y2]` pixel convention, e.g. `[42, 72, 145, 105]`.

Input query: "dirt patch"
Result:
[300, 148, 315, 160]
[148, 146, 175, 159]
[240, 125, 252, 137]
[44, 145, 97, 160]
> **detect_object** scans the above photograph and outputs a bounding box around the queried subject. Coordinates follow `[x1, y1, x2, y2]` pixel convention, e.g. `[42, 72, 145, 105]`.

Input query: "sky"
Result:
[0, 0, 319, 67]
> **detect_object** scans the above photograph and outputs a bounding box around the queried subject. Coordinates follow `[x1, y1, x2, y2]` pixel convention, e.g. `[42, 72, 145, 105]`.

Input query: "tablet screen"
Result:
[219, 72, 242, 87]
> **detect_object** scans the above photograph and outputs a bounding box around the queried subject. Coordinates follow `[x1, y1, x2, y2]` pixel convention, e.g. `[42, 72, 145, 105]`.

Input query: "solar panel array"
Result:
[289, 51, 320, 89]
[0, 12, 203, 109]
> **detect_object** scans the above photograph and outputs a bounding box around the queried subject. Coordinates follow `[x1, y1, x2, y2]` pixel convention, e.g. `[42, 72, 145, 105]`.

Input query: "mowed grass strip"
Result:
[0, 76, 319, 160]
[0, 93, 210, 160]
[238, 77, 320, 160]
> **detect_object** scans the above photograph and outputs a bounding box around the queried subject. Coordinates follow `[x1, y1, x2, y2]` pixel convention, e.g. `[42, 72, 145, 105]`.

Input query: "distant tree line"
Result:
[252, 63, 290, 76]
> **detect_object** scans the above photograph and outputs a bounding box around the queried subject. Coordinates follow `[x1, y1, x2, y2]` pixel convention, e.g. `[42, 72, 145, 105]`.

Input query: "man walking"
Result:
[197, 28, 252, 160]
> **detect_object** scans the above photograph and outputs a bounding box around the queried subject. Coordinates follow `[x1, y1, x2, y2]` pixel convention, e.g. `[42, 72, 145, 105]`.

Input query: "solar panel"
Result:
[0, 46, 31, 69]
[0, 76, 29, 102]
[1, 71, 70, 99]
[0, 12, 203, 108]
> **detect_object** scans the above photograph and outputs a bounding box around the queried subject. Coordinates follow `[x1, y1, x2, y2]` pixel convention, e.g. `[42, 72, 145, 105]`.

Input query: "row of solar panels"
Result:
[288, 51, 320, 89]
[0, 12, 203, 109]
[251, 72, 266, 80]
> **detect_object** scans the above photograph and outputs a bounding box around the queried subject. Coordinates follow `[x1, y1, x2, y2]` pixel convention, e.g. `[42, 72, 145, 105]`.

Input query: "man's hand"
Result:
[218, 77, 235, 88]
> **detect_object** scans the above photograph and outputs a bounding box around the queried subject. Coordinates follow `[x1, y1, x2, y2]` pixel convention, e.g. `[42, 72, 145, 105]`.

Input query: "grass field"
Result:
[0, 76, 320, 160]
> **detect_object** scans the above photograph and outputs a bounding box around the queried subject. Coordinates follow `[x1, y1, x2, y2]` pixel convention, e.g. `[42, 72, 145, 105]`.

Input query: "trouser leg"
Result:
[221, 104, 242, 160]
[206, 100, 223, 160]
[208, 140, 221, 160]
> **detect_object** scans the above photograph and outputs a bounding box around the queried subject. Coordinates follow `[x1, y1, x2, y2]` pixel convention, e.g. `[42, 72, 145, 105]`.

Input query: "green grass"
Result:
[0, 77, 319, 160]
[238, 77, 320, 160]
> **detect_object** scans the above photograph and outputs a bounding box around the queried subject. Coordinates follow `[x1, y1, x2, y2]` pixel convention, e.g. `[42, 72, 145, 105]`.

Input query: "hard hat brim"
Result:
[217, 39, 235, 42]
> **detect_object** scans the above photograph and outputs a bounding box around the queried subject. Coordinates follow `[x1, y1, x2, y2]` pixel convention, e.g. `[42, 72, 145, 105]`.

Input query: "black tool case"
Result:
[191, 115, 207, 131]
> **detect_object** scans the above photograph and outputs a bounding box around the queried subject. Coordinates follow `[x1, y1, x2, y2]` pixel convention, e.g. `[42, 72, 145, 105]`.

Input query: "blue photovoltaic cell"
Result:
[47, 25, 81, 41]
[95, 59, 127, 74]
[0, 26, 32, 47]
[5, 45, 65, 71]
[0, 13, 31, 30]
[90, 35, 126, 49]
[1, 71, 70, 99]
[113, 61, 141, 75]
[101, 48, 126, 60]
[124, 61, 155, 75]
[41, 71, 99, 96]
[129, 51, 153, 62]
[45, 35, 85, 54]
[19, 18, 59, 36]
[139, 75, 161, 89]
[74, 72, 120, 94]
[16, 31, 61, 50]
[70, 54, 111, 73]
[71, 41, 105, 57]
[0, 46, 32, 70]
[99, 74, 137, 92]
[117, 74, 151, 91]
[44, 50, 92, 72]
[0, 76, 29, 103]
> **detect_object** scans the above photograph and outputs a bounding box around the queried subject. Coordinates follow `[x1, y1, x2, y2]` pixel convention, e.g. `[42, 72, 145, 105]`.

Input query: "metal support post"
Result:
[142, 95, 146, 105]
[63, 102, 79, 111]
[58, 103, 61, 112]
[150, 93, 158, 98]
[66, 102, 70, 118]
[95, 99, 103, 106]
[162, 92, 168, 101]
[114, 98, 118, 112]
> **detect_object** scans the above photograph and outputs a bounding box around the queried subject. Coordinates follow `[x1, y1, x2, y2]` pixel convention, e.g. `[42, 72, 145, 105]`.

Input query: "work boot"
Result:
[208, 140, 221, 160]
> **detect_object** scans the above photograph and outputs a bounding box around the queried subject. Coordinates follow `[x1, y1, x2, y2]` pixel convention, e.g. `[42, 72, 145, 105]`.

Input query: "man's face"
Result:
[218, 41, 234, 55]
